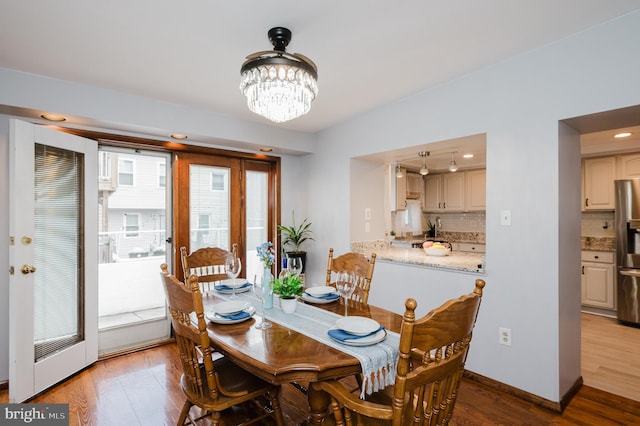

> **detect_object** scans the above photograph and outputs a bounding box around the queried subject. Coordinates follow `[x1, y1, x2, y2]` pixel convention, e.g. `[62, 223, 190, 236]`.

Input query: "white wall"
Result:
[304, 10, 640, 403]
[1, 10, 639, 405]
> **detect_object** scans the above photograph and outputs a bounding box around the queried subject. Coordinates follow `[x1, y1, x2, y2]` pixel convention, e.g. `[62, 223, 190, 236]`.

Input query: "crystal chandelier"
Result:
[240, 27, 318, 123]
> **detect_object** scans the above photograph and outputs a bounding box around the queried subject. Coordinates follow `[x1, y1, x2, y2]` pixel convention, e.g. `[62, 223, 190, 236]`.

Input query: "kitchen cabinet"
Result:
[390, 166, 407, 211]
[455, 242, 486, 253]
[423, 173, 463, 211]
[465, 169, 486, 211]
[423, 170, 485, 212]
[618, 153, 640, 179]
[406, 172, 424, 200]
[442, 173, 465, 211]
[423, 175, 442, 211]
[581, 250, 615, 310]
[583, 157, 616, 210]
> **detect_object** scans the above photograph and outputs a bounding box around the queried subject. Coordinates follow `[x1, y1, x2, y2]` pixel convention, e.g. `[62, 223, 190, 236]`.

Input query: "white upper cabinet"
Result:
[442, 173, 465, 211]
[423, 175, 442, 211]
[618, 154, 640, 179]
[583, 157, 616, 210]
[465, 169, 486, 211]
[390, 166, 407, 211]
[423, 170, 484, 212]
[406, 172, 424, 200]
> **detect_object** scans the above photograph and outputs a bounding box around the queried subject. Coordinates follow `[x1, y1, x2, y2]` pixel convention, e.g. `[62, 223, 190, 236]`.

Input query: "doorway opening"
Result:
[563, 104, 640, 402]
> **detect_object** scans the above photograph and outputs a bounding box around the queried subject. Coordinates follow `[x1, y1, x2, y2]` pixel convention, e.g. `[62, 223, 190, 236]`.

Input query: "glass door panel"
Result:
[189, 165, 230, 252]
[246, 170, 269, 280]
[97, 147, 171, 354]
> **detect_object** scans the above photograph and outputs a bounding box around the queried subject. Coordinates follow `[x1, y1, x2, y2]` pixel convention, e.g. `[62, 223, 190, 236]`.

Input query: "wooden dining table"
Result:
[202, 291, 403, 425]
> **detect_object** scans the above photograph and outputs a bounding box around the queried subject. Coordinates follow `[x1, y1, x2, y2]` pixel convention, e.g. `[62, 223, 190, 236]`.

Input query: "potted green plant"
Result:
[278, 210, 313, 273]
[272, 274, 304, 313]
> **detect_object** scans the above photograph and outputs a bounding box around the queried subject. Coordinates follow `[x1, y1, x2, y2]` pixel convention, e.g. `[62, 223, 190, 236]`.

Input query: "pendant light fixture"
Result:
[419, 151, 430, 175]
[240, 27, 319, 123]
[448, 152, 458, 172]
[395, 164, 405, 178]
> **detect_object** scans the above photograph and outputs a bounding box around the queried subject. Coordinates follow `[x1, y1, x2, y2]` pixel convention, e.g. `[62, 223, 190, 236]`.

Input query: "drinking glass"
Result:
[253, 274, 272, 329]
[335, 271, 356, 317]
[287, 257, 303, 277]
[225, 253, 242, 299]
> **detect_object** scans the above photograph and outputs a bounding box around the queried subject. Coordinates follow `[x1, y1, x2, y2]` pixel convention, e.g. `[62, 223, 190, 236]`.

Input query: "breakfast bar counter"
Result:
[369, 247, 485, 274]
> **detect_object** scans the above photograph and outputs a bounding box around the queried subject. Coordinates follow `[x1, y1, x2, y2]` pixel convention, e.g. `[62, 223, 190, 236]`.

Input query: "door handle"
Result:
[21, 264, 36, 274]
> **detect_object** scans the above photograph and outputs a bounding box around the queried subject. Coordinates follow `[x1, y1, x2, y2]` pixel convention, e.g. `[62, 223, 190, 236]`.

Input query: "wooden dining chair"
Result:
[180, 246, 231, 292]
[325, 248, 377, 304]
[313, 279, 486, 426]
[160, 264, 284, 426]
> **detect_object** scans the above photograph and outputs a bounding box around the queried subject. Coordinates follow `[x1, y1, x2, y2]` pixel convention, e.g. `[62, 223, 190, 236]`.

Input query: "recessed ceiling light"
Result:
[463, 153, 474, 158]
[40, 113, 66, 122]
[259, 147, 273, 152]
[170, 133, 188, 140]
[614, 132, 632, 138]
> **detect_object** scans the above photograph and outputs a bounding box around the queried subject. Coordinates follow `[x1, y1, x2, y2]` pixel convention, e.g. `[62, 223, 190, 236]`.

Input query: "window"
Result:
[211, 172, 225, 191]
[118, 159, 135, 186]
[124, 213, 140, 238]
[158, 161, 166, 188]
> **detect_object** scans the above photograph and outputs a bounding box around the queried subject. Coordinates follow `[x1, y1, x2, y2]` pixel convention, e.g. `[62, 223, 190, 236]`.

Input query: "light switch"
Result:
[500, 210, 512, 226]
[364, 208, 371, 221]
[365, 222, 371, 233]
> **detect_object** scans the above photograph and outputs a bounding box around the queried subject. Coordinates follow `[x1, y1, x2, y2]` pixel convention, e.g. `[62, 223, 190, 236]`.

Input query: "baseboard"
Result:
[581, 306, 616, 318]
[98, 338, 175, 361]
[463, 370, 583, 413]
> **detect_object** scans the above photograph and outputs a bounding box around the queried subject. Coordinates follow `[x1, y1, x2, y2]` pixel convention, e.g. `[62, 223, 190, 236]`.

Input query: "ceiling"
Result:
[3, 1, 640, 137]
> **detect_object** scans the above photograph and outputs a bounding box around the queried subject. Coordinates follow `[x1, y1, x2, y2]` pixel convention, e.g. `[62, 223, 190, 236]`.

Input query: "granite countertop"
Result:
[581, 237, 615, 251]
[373, 247, 485, 274]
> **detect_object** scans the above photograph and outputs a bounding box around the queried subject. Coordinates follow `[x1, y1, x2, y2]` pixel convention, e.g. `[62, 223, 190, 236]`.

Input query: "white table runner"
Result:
[215, 290, 400, 398]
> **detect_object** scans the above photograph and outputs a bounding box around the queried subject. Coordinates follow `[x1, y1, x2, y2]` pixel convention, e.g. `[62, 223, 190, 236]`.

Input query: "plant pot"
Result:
[280, 297, 298, 314]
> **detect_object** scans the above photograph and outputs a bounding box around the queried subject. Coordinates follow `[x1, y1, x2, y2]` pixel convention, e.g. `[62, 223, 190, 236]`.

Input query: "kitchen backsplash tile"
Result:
[424, 211, 486, 234]
[581, 211, 615, 238]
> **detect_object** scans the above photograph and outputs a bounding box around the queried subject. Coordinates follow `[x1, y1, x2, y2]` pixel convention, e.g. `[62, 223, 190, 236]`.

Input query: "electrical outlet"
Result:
[499, 327, 512, 346]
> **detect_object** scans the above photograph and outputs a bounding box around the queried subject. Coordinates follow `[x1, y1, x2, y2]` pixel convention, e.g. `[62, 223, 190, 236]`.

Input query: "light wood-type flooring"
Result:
[581, 312, 640, 402]
[2, 339, 640, 425]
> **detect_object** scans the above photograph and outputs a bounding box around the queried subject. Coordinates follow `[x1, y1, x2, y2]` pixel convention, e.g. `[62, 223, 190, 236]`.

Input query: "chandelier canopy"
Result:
[240, 27, 318, 123]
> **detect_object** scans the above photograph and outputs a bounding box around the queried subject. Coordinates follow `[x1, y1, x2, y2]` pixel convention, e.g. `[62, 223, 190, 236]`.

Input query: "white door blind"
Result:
[33, 143, 84, 361]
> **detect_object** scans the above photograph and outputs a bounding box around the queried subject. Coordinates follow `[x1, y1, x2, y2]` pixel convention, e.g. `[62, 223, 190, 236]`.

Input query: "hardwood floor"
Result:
[581, 312, 640, 402]
[2, 342, 639, 425]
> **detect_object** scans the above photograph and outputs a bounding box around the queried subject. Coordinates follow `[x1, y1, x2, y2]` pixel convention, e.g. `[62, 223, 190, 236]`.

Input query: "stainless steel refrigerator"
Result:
[615, 179, 640, 326]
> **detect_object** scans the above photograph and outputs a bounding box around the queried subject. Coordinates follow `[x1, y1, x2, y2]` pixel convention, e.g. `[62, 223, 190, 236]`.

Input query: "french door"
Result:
[9, 120, 98, 402]
[174, 153, 277, 281]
